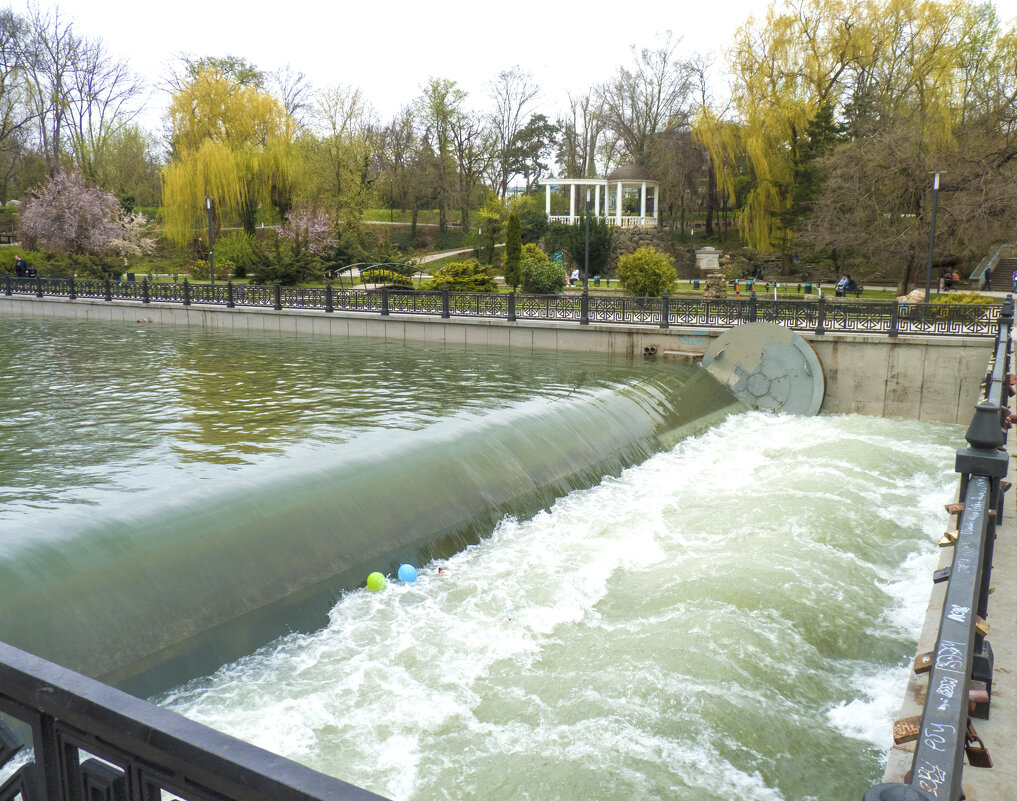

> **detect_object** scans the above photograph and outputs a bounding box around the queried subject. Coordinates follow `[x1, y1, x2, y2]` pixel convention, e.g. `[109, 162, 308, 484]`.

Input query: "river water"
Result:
[0, 315, 961, 801]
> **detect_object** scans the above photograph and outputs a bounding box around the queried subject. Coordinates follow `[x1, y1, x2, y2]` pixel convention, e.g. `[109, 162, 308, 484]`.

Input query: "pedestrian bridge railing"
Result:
[866, 296, 1014, 801]
[1, 275, 1004, 338]
[0, 641, 390, 801]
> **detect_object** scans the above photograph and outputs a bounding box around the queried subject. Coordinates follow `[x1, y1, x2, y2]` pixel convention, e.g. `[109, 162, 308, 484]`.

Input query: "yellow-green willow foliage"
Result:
[693, 0, 1016, 252]
[162, 67, 294, 245]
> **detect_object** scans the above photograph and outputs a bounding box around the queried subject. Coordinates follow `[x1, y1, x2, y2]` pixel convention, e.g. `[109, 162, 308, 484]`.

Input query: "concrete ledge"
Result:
[0, 295, 993, 424]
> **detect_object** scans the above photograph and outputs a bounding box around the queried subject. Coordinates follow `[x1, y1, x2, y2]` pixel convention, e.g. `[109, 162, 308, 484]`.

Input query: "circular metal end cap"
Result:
[862, 784, 939, 801]
[701, 322, 824, 416]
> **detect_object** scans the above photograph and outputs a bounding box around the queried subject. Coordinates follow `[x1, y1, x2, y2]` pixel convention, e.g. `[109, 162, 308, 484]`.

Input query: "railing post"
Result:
[507, 291, 516, 322]
[748, 290, 757, 323]
[659, 291, 669, 329]
[226, 280, 235, 308]
[441, 286, 450, 319]
[381, 286, 389, 316]
[325, 281, 334, 313]
[104, 278, 112, 303]
[68, 275, 76, 300]
[815, 293, 826, 335]
[889, 299, 899, 338]
[142, 277, 150, 304]
[182, 278, 190, 306]
[35, 275, 43, 298]
[580, 290, 589, 325]
[273, 281, 282, 311]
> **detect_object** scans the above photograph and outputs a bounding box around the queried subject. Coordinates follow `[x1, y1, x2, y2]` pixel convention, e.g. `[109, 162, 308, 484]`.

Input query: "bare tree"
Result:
[66, 37, 145, 185]
[20, 4, 81, 174]
[556, 89, 605, 178]
[270, 63, 313, 128]
[0, 10, 37, 199]
[450, 108, 492, 229]
[601, 31, 693, 166]
[488, 67, 539, 198]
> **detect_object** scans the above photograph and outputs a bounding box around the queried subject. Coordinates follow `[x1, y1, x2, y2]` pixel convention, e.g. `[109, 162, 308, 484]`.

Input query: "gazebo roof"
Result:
[606, 164, 653, 181]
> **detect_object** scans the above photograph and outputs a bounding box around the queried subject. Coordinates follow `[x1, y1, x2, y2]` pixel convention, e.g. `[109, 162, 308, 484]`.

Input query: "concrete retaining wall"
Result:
[1, 295, 992, 424]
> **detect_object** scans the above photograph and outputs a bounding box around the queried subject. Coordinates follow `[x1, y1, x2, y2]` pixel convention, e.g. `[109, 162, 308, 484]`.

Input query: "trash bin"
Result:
[693, 279, 700, 290]
[126, 272, 136, 282]
[746, 280, 754, 290]
[593, 275, 600, 286]
[804, 282, 813, 294]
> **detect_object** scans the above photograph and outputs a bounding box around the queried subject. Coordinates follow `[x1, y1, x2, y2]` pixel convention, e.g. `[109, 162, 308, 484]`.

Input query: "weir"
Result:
[0, 289, 1010, 801]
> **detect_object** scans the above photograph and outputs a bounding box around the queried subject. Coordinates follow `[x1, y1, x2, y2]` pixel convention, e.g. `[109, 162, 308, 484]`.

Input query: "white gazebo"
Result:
[537, 165, 659, 227]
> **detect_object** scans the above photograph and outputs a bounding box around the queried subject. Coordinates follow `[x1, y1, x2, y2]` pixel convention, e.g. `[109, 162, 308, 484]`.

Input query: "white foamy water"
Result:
[158, 412, 959, 801]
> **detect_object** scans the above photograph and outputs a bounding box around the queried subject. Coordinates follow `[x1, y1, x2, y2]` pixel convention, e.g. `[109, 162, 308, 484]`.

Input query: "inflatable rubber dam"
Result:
[0, 314, 965, 800]
[0, 315, 742, 696]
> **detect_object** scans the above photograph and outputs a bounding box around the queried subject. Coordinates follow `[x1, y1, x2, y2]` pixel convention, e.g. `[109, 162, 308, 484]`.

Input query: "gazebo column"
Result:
[569, 183, 575, 222]
[616, 182, 623, 224]
[594, 184, 600, 217]
[640, 181, 647, 220]
[653, 186, 658, 223]
[545, 183, 551, 216]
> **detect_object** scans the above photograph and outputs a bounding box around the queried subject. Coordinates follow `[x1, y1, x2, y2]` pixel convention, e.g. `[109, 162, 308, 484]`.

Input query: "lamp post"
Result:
[583, 189, 590, 294]
[205, 196, 215, 285]
[924, 171, 941, 303]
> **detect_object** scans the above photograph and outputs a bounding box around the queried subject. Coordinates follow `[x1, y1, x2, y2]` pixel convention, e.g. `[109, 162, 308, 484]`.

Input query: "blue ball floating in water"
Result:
[397, 563, 417, 583]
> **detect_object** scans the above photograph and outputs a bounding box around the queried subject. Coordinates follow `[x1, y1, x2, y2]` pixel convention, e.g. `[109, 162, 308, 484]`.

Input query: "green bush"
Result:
[360, 268, 413, 288]
[616, 247, 677, 297]
[215, 232, 257, 278]
[426, 259, 497, 292]
[930, 291, 995, 321]
[519, 246, 565, 294]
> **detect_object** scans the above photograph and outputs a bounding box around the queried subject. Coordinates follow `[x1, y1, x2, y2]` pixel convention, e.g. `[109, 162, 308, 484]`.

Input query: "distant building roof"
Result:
[606, 165, 653, 181]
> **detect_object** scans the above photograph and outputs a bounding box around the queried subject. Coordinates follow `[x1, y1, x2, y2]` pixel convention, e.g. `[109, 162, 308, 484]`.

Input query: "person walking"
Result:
[984, 267, 993, 291]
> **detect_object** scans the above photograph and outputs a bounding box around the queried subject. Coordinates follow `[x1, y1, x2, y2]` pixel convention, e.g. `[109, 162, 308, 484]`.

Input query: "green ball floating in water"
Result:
[366, 572, 386, 591]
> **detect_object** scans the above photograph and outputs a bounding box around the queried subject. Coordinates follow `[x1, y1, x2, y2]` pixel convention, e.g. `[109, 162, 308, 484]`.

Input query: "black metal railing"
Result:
[0, 275, 1004, 338]
[0, 641, 390, 801]
[865, 296, 1014, 801]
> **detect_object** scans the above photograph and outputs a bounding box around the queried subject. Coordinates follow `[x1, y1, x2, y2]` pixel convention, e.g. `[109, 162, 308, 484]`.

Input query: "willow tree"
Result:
[693, 0, 999, 261]
[694, 0, 862, 256]
[162, 65, 294, 246]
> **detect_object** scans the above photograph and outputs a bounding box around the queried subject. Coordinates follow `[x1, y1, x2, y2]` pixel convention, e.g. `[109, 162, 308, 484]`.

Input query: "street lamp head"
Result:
[205, 196, 211, 210]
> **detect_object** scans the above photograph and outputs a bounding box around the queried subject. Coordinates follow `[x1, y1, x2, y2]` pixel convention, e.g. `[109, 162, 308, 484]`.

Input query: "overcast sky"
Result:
[17, 0, 1017, 133]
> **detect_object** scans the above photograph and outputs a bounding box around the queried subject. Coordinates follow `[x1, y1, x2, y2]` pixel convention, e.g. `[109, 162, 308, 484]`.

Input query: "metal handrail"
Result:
[0, 640, 389, 801]
[0, 275, 1005, 339]
[866, 296, 1014, 801]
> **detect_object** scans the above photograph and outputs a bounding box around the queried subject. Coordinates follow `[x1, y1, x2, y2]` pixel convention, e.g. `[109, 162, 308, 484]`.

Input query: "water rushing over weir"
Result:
[0, 316, 961, 800]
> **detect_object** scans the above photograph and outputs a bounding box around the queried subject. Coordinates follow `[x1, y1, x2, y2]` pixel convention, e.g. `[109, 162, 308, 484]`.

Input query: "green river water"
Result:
[0, 315, 962, 801]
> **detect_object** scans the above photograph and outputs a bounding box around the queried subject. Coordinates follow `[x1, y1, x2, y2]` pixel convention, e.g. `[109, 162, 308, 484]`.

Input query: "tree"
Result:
[549, 215, 616, 279]
[0, 10, 37, 195]
[415, 78, 465, 234]
[162, 64, 294, 244]
[293, 84, 374, 228]
[504, 212, 522, 290]
[18, 169, 120, 254]
[616, 247, 678, 296]
[450, 107, 491, 230]
[20, 5, 81, 174]
[475, 192, 506, 264]
[556, 90, 605, 178]
[488, 67, 539, 198]
[601, 32, 693, 166]
[65, 36, 144, 186]
[506, 114, 558, 194]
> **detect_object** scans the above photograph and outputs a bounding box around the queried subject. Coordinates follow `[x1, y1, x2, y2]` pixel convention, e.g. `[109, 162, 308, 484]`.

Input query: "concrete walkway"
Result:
[884, 426, 1016, 798]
